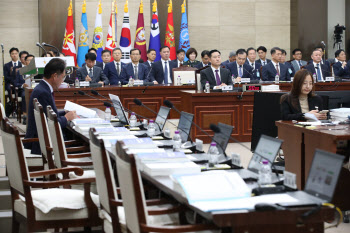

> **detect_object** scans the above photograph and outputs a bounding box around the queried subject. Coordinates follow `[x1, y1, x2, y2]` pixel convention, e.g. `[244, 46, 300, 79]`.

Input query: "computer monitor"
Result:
[177, 111, 194, 143]
[248, 135, 283, 173]
[109, 94, 129, 125]
[211, 122, 234, 155]
[154, 106, 170, 131]
[304, 149, 344, 202]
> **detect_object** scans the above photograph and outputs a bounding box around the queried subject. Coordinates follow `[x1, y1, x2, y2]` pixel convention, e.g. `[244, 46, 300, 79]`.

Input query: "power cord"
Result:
[322, 203, 342, 229]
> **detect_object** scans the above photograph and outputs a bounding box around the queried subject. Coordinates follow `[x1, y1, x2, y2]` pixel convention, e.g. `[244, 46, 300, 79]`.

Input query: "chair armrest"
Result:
[64, 140, 79, 146]
[21, 138, 39, 143]
[30, 167, 84, 177]
[62, 160, 93, 167]
[24, 177, 96, 188]
[116, 188, 121, 194]
[66, 146, 89, 153]
[148, 205, 185, 215]
[140, 223, 218, 233]
[146, 198, 174, 206]
[67, 152, 91, 159]
[19, 133, 26, 138]
[110, 199, 123, 207]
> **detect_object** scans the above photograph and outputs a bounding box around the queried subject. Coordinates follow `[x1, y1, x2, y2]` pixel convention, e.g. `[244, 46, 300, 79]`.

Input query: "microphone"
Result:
[77, 90, 111, 107]
[42, 42, 60, 55]
[321, 41, 326, 47]
[143, 66, 153, 93]
[1, 43, 4, 53]
[36, 42, 48, 56]
[90, 89, 111, 101]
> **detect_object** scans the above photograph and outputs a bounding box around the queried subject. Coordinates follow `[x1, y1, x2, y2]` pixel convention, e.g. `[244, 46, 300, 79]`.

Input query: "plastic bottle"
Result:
[105, 107, 111, 122]
[129, 76, 134, 87]
[205, 81, 210, 93]
[208, 142, 220, 167]
[256, 70, 260, 79]
[129, 112, 137, 127]
[231, 75, 235, 84]
[258, 160, 272, 185]
[172, 130, 182, 151]
[177, 75, 181, 86]
[275, 74, 279, 84]
[118, 81, 122, 87]
[313, 73, 317, 83]
[75, 77, 80, 88]
[147, 120, 156, 137]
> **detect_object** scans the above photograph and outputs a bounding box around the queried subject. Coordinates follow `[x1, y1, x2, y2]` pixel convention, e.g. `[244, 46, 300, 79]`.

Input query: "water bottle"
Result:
[205, 81, 210, 93]
[172, 130, 182, 151]
[208, 142, 220, 167]
[313, 73, 317, 83]
[118, 81, 122, 87]
[232, 75, 235, 83]
[75, 77, 80, 88]
[142, 119, 148, 129]
[256, 70, 260, 79]
[177, 75, 181, 86]
[258, 160, 272, 185]
[105, 107, 111, 122]
[275, 74, 279, 84]
[129, 112, 137, 127]
[147, 120, 156, 137]
[129, 76, 134, 87]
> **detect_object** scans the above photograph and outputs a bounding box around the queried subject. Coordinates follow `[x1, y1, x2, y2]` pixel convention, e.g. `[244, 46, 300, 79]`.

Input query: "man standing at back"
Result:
[262, 47, 291, 81]
[149, 46, 177, 84]
[104, 48, 126, 85]
[4, 47, 22, 96]
[25, 58, 77, 154]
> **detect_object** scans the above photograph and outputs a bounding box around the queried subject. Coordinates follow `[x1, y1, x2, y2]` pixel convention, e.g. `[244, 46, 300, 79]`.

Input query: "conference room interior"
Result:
[1, 0, 350, 232]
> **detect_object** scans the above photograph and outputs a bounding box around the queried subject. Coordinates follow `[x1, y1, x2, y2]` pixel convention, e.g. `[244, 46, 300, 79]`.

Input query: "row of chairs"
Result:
[4, 85, 24, 123]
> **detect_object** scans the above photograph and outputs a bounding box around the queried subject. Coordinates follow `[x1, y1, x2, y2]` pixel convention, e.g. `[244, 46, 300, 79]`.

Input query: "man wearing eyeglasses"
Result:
[291, 49, 307, 72]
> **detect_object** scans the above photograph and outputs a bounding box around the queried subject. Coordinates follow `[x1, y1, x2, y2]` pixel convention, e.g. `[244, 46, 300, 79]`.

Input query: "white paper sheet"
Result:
[64, 101, 97, 118]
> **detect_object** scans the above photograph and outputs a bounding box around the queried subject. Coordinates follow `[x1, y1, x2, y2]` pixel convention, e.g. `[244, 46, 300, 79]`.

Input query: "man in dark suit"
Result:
[256, 46, 271, 66]
[19, 50, 29, 66]
[101, 49, 111, 70]
[245, 47, 262, 80]
[200, 49, 233, 89]
[308, 46, 330, 69]
[172, 49, 185, 67]
[4, 47, 22, 95]
[120, 48, 150, 81]
[262, 47, 291, 81]
[149, 46, 177, 84]
[195, 50, 211, 69]
[305, 49, 331, 82]
[281, 49, 295, 77]
[144, 49, 156, 69]
[221, 50, 236, 67]
[24, 58, 77, 155]
[104, 48, 127, 85]
[333, 49, 350, 78]
[81, 48, 103, 68]
[76, 53, 109, 85]
[226, 49, 252, 82]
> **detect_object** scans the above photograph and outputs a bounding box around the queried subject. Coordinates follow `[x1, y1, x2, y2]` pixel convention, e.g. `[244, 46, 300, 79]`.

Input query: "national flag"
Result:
[77, 0, 89, 67]
[134, 0, 147, 61]
[62, 0, 77, 65]
[149, 0, 161, 62]
[92, 0, 104, 62]
[106, 1, 117, 61]
[178, 0, 190, 62]
[165, 0, 176, 60]
[120, 0, 132, 63]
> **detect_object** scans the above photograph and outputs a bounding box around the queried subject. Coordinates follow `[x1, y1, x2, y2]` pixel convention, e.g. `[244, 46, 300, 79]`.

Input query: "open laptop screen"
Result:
[109, 94, 129, 125]
[178, 111, 194, 143]
[304, 149, 344, 202]
[248, 135, 283, 173]
[155, 106, 170, 131]
[211, 122, 234, 155]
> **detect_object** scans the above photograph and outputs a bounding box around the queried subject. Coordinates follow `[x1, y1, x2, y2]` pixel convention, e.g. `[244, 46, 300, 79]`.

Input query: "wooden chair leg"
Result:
[11, 212, 20, 233]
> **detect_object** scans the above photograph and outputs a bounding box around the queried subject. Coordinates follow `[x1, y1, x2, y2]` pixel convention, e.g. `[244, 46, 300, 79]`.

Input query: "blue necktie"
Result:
[238, 66, 243, 77]
[164, 61, 168, 84]
[298, 61, 302, 67]
[316, 64, 322, 81]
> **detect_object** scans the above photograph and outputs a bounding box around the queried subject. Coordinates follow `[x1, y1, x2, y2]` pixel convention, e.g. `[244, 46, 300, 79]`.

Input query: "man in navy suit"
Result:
[76, 53, 109, 85]
[172, 49, 185, 67]
[195, 50, 211, 69]
[226, 49, 252, 82]
[333, 49, 350, 78]
[101, 49, 111, 70]
[4, 47, 22, 95]
[308, 46, 330, 69]
[245, 47, 262, 80]
[200, 49, 233, 89]
[144, 49, 156, 69]
[104, 48, 127, 85]
[121, 48, 150, 81]
[149, 46, 177, 84]
[281, 49, 295, 77]
[305, 49, 331, 82]
[256, 46, 271, 66]
[262, 47, 291, 81]
[24, 58, 77, 155]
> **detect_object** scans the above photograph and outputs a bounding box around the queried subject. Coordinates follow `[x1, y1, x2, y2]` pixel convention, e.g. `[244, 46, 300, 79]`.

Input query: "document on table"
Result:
[64, 101, 97, 118]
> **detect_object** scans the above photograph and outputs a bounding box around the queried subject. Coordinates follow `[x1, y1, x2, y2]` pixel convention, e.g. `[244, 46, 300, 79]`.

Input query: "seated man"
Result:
[121, 48, 150, 81]
[101, 49, 111, 70]
[221, 50, 236, 67]
[280, 49, 295, 77]
[200, 49, 233, 89]
[24, 58, 77, 155]
[195, 50, 211, 69]
[226, 49, 252, 82]
[256, 46, 271, 66]
[81, 48, 103, 68]
[76, 53, 109, 86]
[332, 49, 350, 78]
[308, 46, 330, 69]
[291, 48, 307, 72]
[172, 49, 185, 67]
[305, 49, 331, 82]
[104, 48, 127, 85]
[144, 49, 156, 69]
[149, 46, 177, 84]
[245, 47, 261, 80]
[262, 47, 291, 81]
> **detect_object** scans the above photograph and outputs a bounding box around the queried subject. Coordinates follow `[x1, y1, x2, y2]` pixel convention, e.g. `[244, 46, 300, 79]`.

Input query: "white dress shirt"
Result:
[161, 59, 172, 84]
[211, 66, 221, 82]
[271, 60, 280, 74]
[86, 66, 93, 76]
[260, 59, 268, 66]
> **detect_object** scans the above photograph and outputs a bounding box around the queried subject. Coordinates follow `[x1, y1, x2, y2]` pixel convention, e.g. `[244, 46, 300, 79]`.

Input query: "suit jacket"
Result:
[171, 59, 185, 68]
[76, 66, 109, 85]
[4, 61, 23, 89]
[183, 60, 200, 67]
[82, 61, 103, 69]
[24, 80, 67, 155]
[245, 60, 262, 80]
[195, 62, 211, 69]
[144, 61, 152, 69]
[291, 60, 307, 72]
[221, 60, 230, 68]
[226, 62, 252, 79]
[333, 61, 350, 78]
[261, 62, 291, 81]
[120, 63, 150, 81]
[256, 59, 271, 66]
[103, 61, 127, 85]
[200, 67, 233, 89]
[308, 59, 330, 69]
[149, 60, 177, 84]
[280, 93, 323, 121]
[283, 62, 296, 77]
[304, 63, 331, 81]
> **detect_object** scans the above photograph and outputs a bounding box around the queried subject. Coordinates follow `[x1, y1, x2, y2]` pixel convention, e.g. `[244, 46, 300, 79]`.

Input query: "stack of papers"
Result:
[135, 151, 189, 171]
[76, 123, 114, 134]
[64, 101, 97, 118]
[122, 138, 158, 149]
[98, 135, 137, 148]
[143, 161, 200, 176]
[330, 108, 350, 121]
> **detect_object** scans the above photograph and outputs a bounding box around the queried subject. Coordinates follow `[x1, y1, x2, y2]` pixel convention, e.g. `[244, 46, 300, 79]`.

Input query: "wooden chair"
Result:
[115, 140, 218, 233]
[0, 117, 101, 232]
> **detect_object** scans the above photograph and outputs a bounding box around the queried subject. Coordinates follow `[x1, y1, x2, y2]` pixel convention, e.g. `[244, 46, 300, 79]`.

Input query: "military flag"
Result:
[149, 0, 161, 61]
[92, 0, 104, 62]
[62, 0, 77, 65]
[134, 0, 147, 61]
[77, 0, 89, 67]
[165, 0, 176, 60]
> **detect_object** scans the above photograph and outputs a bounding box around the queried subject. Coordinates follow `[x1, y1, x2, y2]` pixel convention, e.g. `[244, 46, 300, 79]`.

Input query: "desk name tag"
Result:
[241, 78, 250, 83]
[80, 81, 90, 87]
[222, 85, 233, 91]
[242, 84, 262, 92]
[284, 171, 297, 189]
[325, 77, 335, 82]
[134, 80, 144, 86]
[231, 153, 241, 167]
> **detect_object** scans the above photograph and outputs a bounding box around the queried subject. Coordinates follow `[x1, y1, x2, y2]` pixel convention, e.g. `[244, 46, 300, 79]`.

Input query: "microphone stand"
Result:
[36, 42, 48, 56]
[1, 44, 4, 104]
[42, 42, 60, 56]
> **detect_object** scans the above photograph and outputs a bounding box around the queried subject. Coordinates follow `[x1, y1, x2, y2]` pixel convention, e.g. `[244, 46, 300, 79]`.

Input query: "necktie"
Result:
[316, 64, 322, 81]
[238, 66, 243, 77]
[116, 63, 120, 75]
[263, 61, 266, 66]
[88, 68, 93, 78]
[134, 65, 138, 80]
[215, 70, 221, 85]
[298, 61, 302, 67]
[251, 63, 254, 68]
[276, 64, 280, 76]
[164, 61, 168, 84]
[14, 62, 16, 67]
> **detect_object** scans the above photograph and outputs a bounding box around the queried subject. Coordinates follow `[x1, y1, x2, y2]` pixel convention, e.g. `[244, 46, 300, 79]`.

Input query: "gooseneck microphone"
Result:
[36, 42, 48, 56]
[143, 66, 153, 93]
[77, 90, 111, 107]
[42, 42, 60, 55]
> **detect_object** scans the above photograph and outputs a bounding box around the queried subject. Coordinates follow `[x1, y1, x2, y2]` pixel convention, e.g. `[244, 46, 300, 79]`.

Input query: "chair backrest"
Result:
[0, 103, 5, 120]
[115, 141, 148, 233]
[33, 98, 53, 165]
[46, 106, 67, 168]
[89, 128, 118, 214]
[0, 118, 29, 195]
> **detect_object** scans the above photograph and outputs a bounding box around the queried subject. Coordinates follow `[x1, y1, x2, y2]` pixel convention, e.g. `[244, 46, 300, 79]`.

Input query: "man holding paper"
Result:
[25, 58, 77, 155]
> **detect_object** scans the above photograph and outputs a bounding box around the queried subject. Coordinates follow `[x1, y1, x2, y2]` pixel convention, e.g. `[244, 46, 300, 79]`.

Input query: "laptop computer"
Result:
[211, 122, 234, 156]
[279, 149, 344, 207]
[178, 111, 194, 143]
[154, 106, 171, 132]
[109, 94, 129, 125]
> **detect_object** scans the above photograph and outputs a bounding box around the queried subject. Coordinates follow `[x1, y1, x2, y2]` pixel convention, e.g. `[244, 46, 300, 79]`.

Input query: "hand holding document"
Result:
[64, 101, 97, 118]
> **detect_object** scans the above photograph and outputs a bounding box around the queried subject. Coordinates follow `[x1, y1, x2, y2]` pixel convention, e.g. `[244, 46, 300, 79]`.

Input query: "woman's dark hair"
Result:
[186, 48, 198, 60]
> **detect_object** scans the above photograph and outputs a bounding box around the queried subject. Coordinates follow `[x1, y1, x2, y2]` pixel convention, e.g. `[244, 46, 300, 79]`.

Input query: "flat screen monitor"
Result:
[177, 111, 194, 143]
[109, 94, 129, 125]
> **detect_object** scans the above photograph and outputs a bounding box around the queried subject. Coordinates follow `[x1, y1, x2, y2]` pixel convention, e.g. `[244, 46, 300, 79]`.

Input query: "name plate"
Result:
[80, 81, 90, 87]
[242, 84, 262, 92]
[325, 76, 335, 82]
[134, 80, 144, 86]
[241, 78, 250, 83]
[222, 85, 233, 91]
[283, 171, 297, 189]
